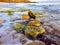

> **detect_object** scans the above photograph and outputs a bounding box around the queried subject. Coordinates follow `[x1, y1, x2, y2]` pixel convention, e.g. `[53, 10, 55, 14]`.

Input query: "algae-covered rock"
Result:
[14, 23, 25, 32]
[6, 10, 14, 16]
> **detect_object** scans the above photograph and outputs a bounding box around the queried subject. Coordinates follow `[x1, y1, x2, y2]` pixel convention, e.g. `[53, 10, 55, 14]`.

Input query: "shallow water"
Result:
[0, 3, 60, 34]
[0, 3, 60, 45]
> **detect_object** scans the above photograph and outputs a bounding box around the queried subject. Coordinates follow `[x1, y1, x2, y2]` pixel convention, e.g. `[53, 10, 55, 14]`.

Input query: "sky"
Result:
[30, 0, 60, 2]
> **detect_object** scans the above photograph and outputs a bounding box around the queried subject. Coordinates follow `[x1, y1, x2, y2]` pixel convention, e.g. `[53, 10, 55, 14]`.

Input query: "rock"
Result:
[25, 41, 45, 45]
[50, 22, 60, 35]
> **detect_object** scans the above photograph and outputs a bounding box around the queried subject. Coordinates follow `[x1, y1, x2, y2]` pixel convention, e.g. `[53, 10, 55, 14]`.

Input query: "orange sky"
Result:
[0, 0, 59, 3]
[0, 0, 30, 3]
